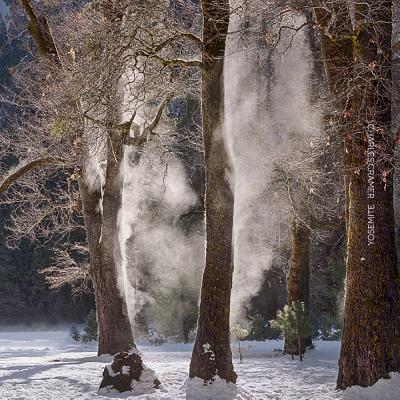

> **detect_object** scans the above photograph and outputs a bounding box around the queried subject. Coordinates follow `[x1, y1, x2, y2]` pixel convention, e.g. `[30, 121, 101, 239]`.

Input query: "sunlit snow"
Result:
[0, 329, 399, 399]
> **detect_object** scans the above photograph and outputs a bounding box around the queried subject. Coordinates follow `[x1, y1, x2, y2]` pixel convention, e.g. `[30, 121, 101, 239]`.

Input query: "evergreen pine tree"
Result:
[270, 301, 313, 361]
[247, 314, 268, 341]
[81, 310, 98, 344]
[70, 325, 81, 342]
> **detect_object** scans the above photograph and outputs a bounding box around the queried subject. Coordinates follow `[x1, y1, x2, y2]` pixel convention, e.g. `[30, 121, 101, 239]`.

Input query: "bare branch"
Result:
[150, 31, 203, 54]
[150, 54, 204, 70]
[41, 245, 92, 295]
[125, 95, 172, 148]
[20, 0, 61, 65]
[0, 157, 65, 196]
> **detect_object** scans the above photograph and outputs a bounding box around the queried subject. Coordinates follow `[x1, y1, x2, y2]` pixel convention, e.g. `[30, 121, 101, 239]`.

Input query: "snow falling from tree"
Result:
[225, 8, 321, 324]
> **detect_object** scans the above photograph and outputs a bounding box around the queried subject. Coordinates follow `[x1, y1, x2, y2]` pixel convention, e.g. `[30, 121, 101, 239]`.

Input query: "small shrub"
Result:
[81, 309, 98, 343]
[318, 326, 342, 341]
[70, 325, 81, 342]
[70, 310, 98, 344]
[232, 324, 249, 363]
[270, 301, 313, 361]
[148, 327, 166, 346]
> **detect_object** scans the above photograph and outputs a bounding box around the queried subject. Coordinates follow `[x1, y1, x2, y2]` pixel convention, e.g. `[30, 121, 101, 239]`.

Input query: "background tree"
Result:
[189, 0, 237, 384]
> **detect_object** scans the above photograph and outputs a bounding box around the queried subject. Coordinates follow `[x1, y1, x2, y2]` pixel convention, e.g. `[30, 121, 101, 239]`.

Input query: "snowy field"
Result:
[0, 330, 399, 400]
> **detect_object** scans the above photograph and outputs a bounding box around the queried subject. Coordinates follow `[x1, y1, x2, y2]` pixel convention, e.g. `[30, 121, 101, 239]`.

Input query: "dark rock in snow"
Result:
[99, 351, 161, 393]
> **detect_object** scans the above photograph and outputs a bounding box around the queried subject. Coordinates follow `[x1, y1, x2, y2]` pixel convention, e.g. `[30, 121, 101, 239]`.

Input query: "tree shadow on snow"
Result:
[0, 356, 106, 384]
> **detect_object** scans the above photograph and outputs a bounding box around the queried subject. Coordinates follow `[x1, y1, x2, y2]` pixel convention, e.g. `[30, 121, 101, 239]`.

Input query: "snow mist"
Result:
[224, 5, 321, 324]
[119, 139, 204, 336]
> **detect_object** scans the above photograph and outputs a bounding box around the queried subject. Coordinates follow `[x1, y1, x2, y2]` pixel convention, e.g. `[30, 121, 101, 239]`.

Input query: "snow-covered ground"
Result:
[0, 329, 399, 400]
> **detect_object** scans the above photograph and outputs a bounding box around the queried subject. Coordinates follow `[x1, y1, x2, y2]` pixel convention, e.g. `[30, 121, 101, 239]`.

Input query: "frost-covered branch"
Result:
[41, 244, 92, 295]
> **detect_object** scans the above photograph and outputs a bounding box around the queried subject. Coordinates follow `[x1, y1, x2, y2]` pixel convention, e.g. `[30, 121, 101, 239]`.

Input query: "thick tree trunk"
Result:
[99, 127, 135, 355]
[80, 171, 135, 356]
[313, 0, 400, 389]
[337, 155, 400, 388]
[286, 217, 311, 353]
[312, 0, 354, 237]
[189, 0, 237, 383]
[336, 2, 400, 389]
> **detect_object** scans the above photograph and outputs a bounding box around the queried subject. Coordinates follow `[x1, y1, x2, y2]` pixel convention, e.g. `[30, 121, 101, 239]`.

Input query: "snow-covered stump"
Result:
[99, 351, 161, 393]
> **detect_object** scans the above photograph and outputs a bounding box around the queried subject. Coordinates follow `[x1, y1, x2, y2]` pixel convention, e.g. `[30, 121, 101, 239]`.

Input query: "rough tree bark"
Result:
[336, 1, 400, 389]
[79, 127, 136, 356]
[313, 0, 400, 389]
[189, 0, 237, 383]
[312, 0, 353, 230]
[286, 217, 312, 353]
[79, 158, 134, 356]
[20, 0, 60, 64]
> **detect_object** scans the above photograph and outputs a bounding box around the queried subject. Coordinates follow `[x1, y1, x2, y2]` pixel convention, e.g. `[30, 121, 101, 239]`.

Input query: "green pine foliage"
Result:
[70, 325, 81, 342]
[247, 314, 267, 341]
[270, 301, 313, 360]
[247, 313, 281, 340]
[70, 310, 98, 344]
[81, 309, 98, 343]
